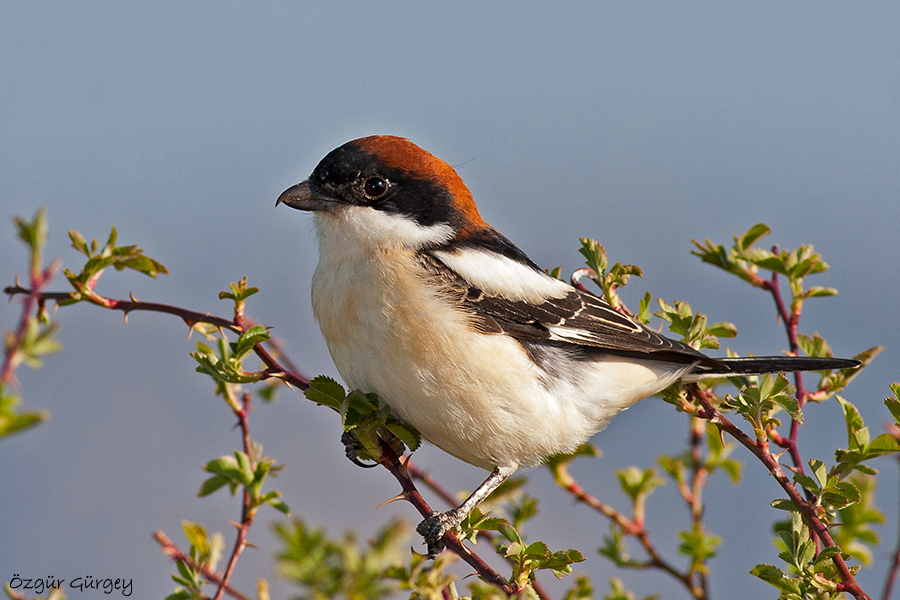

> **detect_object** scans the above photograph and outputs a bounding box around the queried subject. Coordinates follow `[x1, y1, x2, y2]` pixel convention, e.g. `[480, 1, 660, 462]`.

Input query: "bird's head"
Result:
[277, 136, 489, 249]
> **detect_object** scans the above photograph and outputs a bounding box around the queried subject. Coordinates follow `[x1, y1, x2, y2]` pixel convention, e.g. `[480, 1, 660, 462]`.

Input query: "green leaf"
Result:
[68, 228, 89, 256]
[793, 474, 821, 495]
[836, 396, 865, 449]
[751, 563, 801, 595]
[866, 433, 900, 456]
[741, 248, 787, 275]
[497, 520, 522, 544]
[772, 393, 803, 424]
[231, 325, 270, 359]
[578, 237, 608, 276]
[537, 548, 585, 579]
[599, 525, 638, 568]
[678, 526, 721, 565]
[269, 500, 291, 515]
[821, 480, 861, 511]
[383, 421, 421, 453]
[809, 459, 828, 490]
[616, 466, 664, 500]
[771, 499, 798, 511]
[219, 278, 260, 302]
[234, 450, 254, 485]
[705, 321, 737, 338]
[197, 474, 231, 497]
[737, 223, 772, 250]
[562, 574, 593, 600]
[546, 443, 600, 485]
[804, 286, 838, 298]
[636, 291, 653, 324]
[885, 385, 900, 423]
[203, 455, 246, 485]
[181, 521, 210, 554]
[524, 540, 551, 558]
[303, 376, 346, 411]
[467, 514, 509, 534]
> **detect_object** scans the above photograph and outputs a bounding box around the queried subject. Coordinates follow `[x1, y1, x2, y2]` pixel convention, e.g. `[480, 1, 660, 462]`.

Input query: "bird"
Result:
[276, 135, 859, 555]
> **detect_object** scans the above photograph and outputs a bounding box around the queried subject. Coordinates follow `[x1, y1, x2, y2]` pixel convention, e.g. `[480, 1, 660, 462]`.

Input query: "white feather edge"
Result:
[433, 247, 571, 303]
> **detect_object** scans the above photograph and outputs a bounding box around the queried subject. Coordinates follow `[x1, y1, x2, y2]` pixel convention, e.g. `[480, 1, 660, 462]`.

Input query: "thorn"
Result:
[227, 521, 242, 530]
[129, 291, 138, 303]
[396, 453, 411, 478]
[771, 448, 789, 462]
[377, 492, 410, 509]
[123, 311, 129, 326]
[409, 545, 430, 558]
[716, 426, 726, 449]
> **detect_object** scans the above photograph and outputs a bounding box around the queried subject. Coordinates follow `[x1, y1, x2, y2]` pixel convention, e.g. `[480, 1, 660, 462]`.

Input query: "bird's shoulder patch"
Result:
[431, 245, 570, 304]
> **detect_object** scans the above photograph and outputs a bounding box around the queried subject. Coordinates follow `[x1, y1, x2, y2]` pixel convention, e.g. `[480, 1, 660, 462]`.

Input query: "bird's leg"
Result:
[416, 464, 516, 556]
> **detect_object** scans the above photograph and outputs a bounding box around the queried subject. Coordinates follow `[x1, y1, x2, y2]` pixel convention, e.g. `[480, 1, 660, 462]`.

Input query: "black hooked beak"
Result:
[275, 181, 338, 212]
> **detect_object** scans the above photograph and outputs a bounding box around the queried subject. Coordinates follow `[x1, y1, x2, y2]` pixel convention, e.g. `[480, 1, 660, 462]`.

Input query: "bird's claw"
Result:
[416, 509, 463, 557]
[340, 431, 378, 468]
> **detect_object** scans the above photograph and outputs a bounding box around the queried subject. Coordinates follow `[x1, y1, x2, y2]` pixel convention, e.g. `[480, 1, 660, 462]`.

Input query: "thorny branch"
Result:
[2, 270, 60, 386]
[406, 461, 553, 600]
[3, 284, 311, 390]
[758, 269, 810, 475]
[213, 391, 255, 600]
[556, 455, 707, 599]
[689, 385, 872, 600]
[153, 531, 254, 600]
[377, 440, 516, 594]
[687, 417, 711, 598]
[5, 284, 514, 595]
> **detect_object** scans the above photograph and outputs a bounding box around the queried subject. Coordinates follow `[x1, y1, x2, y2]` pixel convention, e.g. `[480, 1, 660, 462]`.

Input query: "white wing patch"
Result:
[433, 248, 571, 303]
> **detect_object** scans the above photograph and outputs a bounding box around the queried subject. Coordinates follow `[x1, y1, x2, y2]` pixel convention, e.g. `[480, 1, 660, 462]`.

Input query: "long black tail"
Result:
[684, 356, 860, 382]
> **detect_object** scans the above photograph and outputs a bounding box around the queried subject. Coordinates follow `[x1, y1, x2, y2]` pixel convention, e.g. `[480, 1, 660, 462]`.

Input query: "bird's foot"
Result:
[416, 509, 464, 557]
[340, 431, 378, 468]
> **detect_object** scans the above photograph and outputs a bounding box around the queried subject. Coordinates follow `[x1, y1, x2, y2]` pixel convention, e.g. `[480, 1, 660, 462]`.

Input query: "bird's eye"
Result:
[363, 176, 389, 199]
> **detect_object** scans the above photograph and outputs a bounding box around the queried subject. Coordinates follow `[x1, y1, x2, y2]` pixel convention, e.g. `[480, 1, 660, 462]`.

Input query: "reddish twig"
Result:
[377, 440, 515, 594]
[689, 385, 871, 600]
[154, 531, 253, 600]
[213, 391, 255, 600]
[557, 465, 704, 598]
[406, 461, 554, 600]
[881, 453, 900, 600]
[7, 284, 517, 594]
[757, 271, 809, 476]
[2, 266, 59, 385]
[688, 417, 710, 598]
[3, 285, 311, 390]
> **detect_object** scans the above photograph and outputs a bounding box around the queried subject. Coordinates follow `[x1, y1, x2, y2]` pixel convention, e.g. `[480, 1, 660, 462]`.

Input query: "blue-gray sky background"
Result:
[2, 3, 899, 598]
